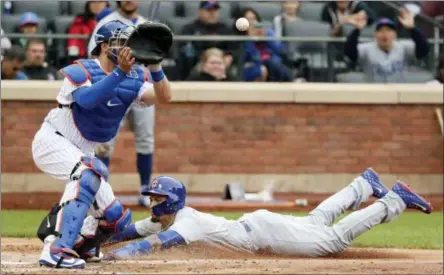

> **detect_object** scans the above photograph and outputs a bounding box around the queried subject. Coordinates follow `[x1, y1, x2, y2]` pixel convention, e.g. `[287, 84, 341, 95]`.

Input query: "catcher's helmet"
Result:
[141, 176, 186, 216]
[91, 20, 129, 58]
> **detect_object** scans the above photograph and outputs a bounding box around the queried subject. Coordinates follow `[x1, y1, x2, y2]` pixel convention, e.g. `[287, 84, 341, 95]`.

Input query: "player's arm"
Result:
[103, 217, 161, 245]
[103, 230, 186, 260]
[140, 64, 172, 105]
[69, 47, 134, 109]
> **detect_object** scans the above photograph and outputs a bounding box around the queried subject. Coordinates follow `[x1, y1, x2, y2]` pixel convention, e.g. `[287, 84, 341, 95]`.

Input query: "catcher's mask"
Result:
[91, 20, 131, 64]
[107, 24, 137, 65]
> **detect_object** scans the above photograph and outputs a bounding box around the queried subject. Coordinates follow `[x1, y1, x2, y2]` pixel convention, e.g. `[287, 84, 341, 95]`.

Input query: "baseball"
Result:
[236, 17, 250, 31]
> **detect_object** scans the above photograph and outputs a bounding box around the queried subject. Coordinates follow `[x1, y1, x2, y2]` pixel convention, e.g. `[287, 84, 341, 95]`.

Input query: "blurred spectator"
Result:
[1, 45, 27, 80]
[241, 8, 293, 82]
[273, 1, 302, 38]
[11, 12, 39, 48]
[321, 1, 376, 37]
[179, 1, 237, 80]
[1, 28, 12, 52]
[67, 1, 110, 62]
[344, 9, 430, 83]
[23, 39, 58, 80]
[88, 1, 147, 55]
[427, 54, 443, 85]
[186, 48, 236, 81]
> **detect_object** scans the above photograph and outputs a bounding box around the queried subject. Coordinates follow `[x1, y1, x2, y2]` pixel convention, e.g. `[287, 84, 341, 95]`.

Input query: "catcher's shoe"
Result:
[361, 168, 388, 199]
[39, 236, 86, 268]
[392, 181, 433, 214]
[81, 248, 103, 263]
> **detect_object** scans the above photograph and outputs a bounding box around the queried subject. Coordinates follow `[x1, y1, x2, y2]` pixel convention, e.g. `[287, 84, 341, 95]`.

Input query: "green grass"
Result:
[1, 210, 442, 249]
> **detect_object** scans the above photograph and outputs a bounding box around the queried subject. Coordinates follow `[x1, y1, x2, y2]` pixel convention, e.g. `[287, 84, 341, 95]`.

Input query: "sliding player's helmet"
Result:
[141, 176, 186, 216]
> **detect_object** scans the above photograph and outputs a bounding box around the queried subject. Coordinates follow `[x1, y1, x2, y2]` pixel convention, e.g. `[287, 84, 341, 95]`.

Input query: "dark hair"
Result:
[240, 7, 262, 22]
[25, 38, 46, 50]
[233, 7, 262, 35]
[82, 1, 110, 21]
[3, 45, 26, 62]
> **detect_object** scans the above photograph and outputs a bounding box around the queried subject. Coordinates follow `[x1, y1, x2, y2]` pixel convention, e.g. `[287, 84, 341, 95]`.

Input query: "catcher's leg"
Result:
[130, 104, 155, 206]
[43, 157, 107, 268]
[306, 168, 388, 226]
[32, 124, 92, 268]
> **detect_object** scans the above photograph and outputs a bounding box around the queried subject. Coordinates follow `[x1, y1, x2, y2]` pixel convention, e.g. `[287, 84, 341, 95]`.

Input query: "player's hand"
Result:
[118, 47, 135, 73]
[398, 8, 415, 29]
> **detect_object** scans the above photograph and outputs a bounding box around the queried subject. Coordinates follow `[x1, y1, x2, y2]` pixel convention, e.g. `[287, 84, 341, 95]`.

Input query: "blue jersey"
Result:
[60, 59, 147, 142]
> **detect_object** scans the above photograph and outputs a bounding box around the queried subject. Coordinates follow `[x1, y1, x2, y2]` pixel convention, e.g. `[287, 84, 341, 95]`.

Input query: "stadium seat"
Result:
[237, 2, 281, 22]
[298, 2, 324, 21]
[404, 71, 434, 83]
[166, 17, 195, 35]
[11, 1, 61, 22]
[1, 15, 48, 34]
[342, 24, 374, 38]
[337, 71, 434, 83]
[284, 20, 331, 71]
[284, 20, 330, 53]
[52, 16, 75, 63]
[137, 2, 176, 22]
[69, 0, 88, 16]
[336, 72, 366, 83]
[53, 15, 75, 34]
[69, 1, 116, 17]
[182, 1, 232, 20]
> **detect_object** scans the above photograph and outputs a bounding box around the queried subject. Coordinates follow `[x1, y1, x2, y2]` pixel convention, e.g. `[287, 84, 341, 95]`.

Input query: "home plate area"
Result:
[1, 238, 443, 274]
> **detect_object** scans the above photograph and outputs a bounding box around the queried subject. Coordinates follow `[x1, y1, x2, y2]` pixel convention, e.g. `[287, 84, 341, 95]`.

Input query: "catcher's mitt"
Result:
[126, 22, 173, 65]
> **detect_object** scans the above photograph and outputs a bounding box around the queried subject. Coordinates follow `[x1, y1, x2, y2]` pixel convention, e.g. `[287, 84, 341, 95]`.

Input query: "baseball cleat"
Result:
[392, 181, 433, 214]
[39, 238, 86, 268]
[361, 168, 388, 199]
[81, 248, 104, 263]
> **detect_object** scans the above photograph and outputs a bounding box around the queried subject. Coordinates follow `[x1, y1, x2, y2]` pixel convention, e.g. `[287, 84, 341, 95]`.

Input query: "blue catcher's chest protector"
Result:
[71, 59, 146, 142]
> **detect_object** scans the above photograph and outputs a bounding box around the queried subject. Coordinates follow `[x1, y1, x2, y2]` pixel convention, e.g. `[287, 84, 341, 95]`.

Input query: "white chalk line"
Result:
[2, 259, 442, 266]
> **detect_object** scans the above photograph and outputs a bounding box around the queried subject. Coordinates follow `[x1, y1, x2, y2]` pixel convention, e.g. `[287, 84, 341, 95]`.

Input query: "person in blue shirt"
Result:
[240, 8, 293, 82]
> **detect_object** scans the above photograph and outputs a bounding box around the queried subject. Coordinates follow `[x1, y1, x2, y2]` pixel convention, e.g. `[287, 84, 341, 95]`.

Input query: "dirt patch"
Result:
[1, 238, 443, 274]
[2, 192, 443, 212]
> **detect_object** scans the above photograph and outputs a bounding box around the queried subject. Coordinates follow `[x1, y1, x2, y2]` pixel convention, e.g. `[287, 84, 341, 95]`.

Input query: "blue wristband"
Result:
[114, 66, 127, 79]
[150, 69, 165, 82]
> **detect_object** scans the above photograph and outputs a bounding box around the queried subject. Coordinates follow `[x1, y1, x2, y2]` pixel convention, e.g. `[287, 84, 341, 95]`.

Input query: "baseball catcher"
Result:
[101, 169, 432, 259]
[32, 19, 173, 269]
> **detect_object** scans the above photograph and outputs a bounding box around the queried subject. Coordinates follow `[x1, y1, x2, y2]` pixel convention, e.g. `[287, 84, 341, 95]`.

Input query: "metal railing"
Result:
[3, 32, 441, 82]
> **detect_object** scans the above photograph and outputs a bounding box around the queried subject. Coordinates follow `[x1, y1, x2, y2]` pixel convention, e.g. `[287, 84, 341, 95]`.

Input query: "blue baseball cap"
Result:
[375, 18, 396, 31]
[19, 12, 39, 27]
[199, 1, 220, 9]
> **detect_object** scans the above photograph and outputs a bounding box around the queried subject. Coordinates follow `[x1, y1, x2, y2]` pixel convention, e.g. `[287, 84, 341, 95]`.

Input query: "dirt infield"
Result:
[1, 238, 443, 274]
[2, 192, 443, 212]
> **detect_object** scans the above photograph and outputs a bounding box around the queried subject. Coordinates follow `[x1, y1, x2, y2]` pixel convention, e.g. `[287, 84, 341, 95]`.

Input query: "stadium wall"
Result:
[2, 81, 443, 194]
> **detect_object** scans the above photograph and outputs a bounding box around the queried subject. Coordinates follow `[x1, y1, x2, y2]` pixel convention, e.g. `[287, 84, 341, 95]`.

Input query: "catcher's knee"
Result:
[72, 156, 109, 204]
[95, 143, 115, 158]
[100, 200, 132, 234]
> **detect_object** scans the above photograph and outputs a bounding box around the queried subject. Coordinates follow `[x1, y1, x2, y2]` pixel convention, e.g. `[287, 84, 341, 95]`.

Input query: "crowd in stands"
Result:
[1, 1, 442, 84]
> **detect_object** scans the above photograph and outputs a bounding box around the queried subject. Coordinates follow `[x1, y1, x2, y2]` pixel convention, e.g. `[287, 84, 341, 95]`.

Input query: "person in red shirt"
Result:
[67, 1, 110, 63]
